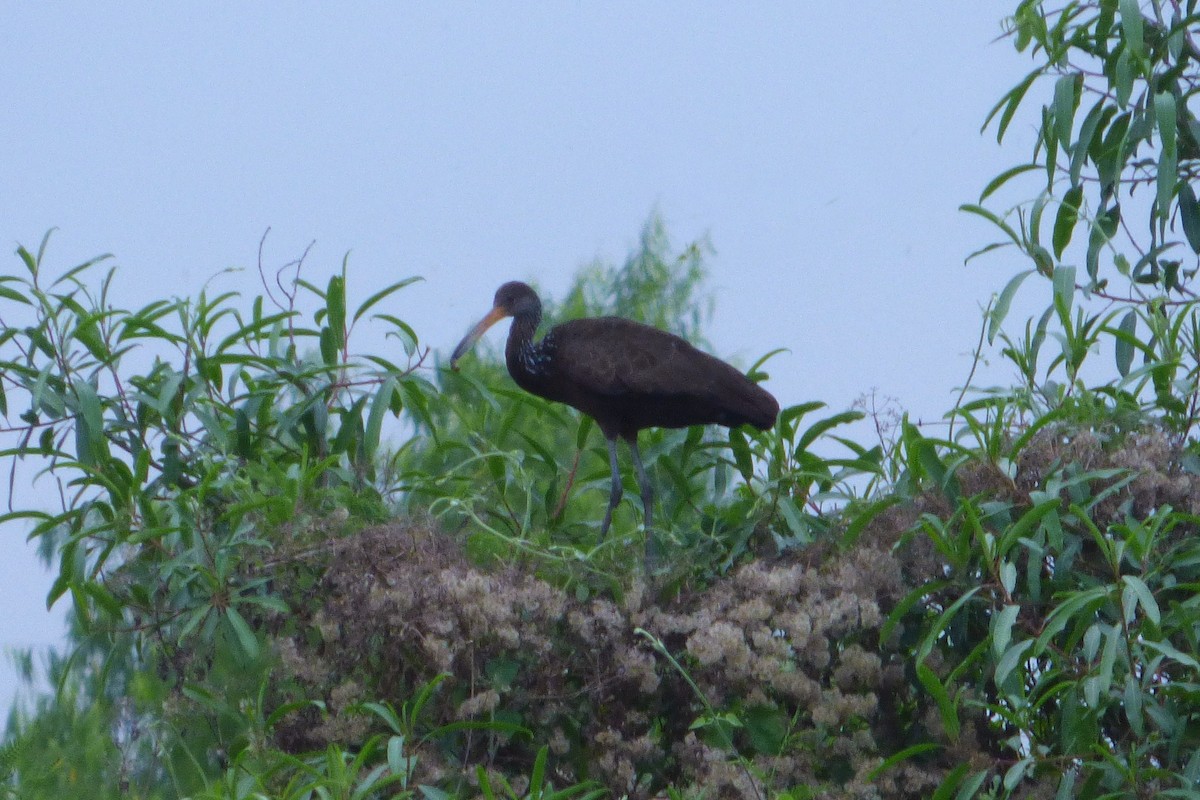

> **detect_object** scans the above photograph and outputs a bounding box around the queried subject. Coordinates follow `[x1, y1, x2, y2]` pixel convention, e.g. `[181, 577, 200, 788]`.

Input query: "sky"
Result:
[0, 4, 1035, 717]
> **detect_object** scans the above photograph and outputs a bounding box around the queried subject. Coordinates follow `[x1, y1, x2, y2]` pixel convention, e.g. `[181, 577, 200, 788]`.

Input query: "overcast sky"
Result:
[1, 4, 1033, 716]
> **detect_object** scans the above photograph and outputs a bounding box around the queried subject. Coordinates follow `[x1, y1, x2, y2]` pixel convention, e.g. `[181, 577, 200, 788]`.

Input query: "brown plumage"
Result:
[450, 281, 779, 539]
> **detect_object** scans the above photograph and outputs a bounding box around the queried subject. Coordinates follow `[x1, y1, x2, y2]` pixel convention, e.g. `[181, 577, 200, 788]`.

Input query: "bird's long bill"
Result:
[449, 306, 510, 369]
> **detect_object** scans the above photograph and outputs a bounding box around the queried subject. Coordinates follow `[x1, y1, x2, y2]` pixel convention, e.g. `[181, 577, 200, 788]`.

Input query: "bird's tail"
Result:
[718, 369, 779, 431]
[741, 382, 780, 430]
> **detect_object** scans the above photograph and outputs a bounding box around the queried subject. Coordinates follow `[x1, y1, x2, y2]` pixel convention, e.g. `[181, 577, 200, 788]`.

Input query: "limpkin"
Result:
[449, 281, 779, 540]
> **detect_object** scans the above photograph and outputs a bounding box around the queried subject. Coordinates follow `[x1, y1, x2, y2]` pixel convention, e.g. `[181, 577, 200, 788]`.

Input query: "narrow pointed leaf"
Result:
[1115, 311, 1137, 376]
[979, 163, 1039, 202]
[353, 276, 423, 322]
[365, 376, 398, 461]
[1121, 0, 1144, 59]
[1179, 182, 1200, 253]
[917, 663, 960, 740]
[225, 606, 260, 660]
[1053, 185, 1084, 258]
[1121, 575, 1160, 625]
[989, 270, 1034, 343]
[73, 381, 108, 466]
[327, 273, 346, 350]
[1053, 74, 1079, 148]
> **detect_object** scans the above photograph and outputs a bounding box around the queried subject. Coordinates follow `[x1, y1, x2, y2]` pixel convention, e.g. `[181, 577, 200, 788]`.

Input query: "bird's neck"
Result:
[506, 312, 551, 379]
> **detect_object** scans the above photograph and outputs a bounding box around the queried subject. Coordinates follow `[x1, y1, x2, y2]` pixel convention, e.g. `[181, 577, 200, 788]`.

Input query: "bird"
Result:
[449, 280, 779, 542]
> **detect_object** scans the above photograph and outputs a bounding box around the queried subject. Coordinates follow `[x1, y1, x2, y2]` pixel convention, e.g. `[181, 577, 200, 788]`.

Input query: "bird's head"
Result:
[449, 281, 543, 369]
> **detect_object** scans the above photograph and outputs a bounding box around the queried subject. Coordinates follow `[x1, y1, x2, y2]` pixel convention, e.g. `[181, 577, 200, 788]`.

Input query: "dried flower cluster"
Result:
[264, 505, 990, 798]
[1017, 425, 1200, 521]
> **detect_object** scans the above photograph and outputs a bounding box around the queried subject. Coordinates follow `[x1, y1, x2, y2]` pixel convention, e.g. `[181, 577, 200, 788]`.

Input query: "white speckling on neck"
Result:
[520, 330, 554, 375]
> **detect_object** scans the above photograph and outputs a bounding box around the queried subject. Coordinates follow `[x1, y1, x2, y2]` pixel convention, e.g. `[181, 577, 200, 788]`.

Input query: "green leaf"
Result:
[1095, 113, 1131, 191]
[1178, 182, 1200, 254]
[842, 495, 900, 548]
[213, 310, 295, 355]
[880, 579, 950, 647]
[1114, 310, 1137, 377]
[1114, 48, 1134, 108]
[15, 244, 38, 275]
[998, 497, 1060, 553]
[1054, 764, 1077, 799]
[376, 314, 421, 358]
[235, 407, 252, 458]
[1030, 192, 1048, 250]
[960, 204, 1022, 248]
[963, 240, 1014, 265]
[979, 163, 1039, 202]
[1035, 587, 1109, 653]
[954, 771, 989, 800]
[327, 273, 346, 350]
[1043, 106, 1059, 186]
[82, 580, 123, 620]
[1120, 0, 1144, 59]
[994, 639, 1032, 689]
[353, 276, 423, 323]
[743, 705, 789, 755]
[73, 381, 108, 466]
[795, 410, 862, 451]
[365, 376, 398, 461]
[1053, 185, 1084, 259]
[225, 606, 260, 660]
[866, 743, 942, 781]
[1168, 13, 1185, 60]
[1052, 265, 1075, 316]
[1086, 204, 1120, 280]
[0, 284, 31, 305]
[1123, 674, 1144, 738]
[727, 427, 753, 482]
[71, 319, 109, 364]
[529, 745, 548, 799]
[319, 325, 338, 366]
[1004, 758, 1033, 791]
[1053, 74, 1079, 149]
[917, 586, 981, 662]
[1121, 575, 1160, 625]
[162, 439, 181, 487]
[988, 270, 1035, 344]
[1155, 92, 1179, 216]
[931, 765, 970, 800]
[916, 663, 960, 740]
[982, 69, 1039, 143]
[1141, 639, 1200, 669]
[50, 253, 112, 288]
[1069, 99, 1108, 188]
[1098, 624, 1119, 696]
[386, 735, 409, 779]
[575, 415, 594, 450]
[992, 604, 1020, 657]
[777, 497, 809, 542]
[475, 767, 498, 800]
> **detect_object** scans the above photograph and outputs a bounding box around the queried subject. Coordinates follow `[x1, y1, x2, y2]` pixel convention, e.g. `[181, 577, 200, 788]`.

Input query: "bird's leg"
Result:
[627, 440, 653, 533]
[599, 437, 623, 540]
[628, 439, 662, 574]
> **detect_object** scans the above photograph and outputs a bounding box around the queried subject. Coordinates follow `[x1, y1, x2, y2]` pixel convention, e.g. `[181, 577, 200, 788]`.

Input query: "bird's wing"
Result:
[552, 318, 730, 398]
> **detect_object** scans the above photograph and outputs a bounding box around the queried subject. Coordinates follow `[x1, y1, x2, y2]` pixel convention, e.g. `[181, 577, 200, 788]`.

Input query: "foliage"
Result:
[967, 0, 1200, 430]
[0, 235, 427, 797]
[892, 1, 1200, 797]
